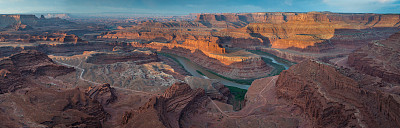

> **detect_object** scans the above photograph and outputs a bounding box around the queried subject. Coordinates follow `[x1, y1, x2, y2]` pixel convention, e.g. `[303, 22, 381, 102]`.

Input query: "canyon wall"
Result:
[0, 50, 75, 94]
[121, 83, 208, 128]
[199, 12, 400, 51]
[86, 49, 159, 64]
[348, 31, 400, 84]
[0, 14, 38, 28]
[0, 51, 110, 127]
[0, 33, 83, 43]
[276, 60, 400, 127]
[0, 14, 73, 30]
[196, 12, 400, 27]
[131, 42, 271, 79]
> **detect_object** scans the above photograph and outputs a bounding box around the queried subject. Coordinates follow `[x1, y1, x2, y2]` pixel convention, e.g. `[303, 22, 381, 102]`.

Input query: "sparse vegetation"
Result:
[226, 85, 247, 101]
[261, 57, 286, 76]
[196, 70, 205, 76]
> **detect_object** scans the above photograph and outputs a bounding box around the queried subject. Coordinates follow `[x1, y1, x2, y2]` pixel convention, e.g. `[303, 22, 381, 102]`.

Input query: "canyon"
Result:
[0, 11, 400, 128]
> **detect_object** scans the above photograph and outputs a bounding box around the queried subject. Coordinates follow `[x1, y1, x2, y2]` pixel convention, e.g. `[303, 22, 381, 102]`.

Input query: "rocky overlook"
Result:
[121, 83, 208, 128]
[0, 50, 75, 93]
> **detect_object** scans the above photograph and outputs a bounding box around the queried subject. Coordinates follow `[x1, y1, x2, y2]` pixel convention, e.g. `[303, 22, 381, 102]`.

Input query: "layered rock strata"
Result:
[0, 50, 75, 94]
[184, 76, 231, 103]
[276, 60, 400, 127]
[203, 12, 400, 52]
[348, 32, 400, 84]
[0, 33, 83, 43]
[132, 42, 271, 79]
[85, 83, 118, 106]
[86, 49, 159, 64]
[121, 83, 208, 128]
[196, 12, 400, 27]
[0, 87, 110, 127]
[0, 14, 73, 30]
[0, 50, 109, 127]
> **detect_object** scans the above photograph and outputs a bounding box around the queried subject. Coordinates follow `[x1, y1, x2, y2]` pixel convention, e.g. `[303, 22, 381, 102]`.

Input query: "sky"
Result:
[0, 0, 399, 15]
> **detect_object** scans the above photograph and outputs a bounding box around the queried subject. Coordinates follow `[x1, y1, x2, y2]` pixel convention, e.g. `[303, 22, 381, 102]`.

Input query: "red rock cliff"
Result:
[121, 83, 207, 128]
[276, 60, 400, 127]
[348, 31, 400, 84]
[0, 50, 75, 94]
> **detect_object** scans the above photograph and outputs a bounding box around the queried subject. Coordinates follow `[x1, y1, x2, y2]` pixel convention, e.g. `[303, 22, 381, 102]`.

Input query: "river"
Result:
[165, 52, 291, 90]
[258, 54, 290, 69]
[167, 54, 251, 89]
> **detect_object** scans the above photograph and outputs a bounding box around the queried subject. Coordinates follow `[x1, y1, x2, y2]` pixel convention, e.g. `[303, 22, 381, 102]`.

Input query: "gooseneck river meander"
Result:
[166, 53, 289, 90]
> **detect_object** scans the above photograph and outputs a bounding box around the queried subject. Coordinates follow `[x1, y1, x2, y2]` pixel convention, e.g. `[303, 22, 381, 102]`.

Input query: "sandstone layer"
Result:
[121, 83, 208, 128]
[0, 14, 73, 30]
[86, 49, 159, 64]
[276, 60, 400, 127]
[348, 31, 400, 84]
[132, 42, 272, 79]
[232, 12, 400, 51]
[0, 50, 110, 127]
[0, 87, 110, 127]
[184, 76, 231, 103]
[0, 50, 75, 94]
[196, 12, 400, 27]
[50, 50, 182, 93]
[0, 33, 84, 43]
[85, 83, 118, 106]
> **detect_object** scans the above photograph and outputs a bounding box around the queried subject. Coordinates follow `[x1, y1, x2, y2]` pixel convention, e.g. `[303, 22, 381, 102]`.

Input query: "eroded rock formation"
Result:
[348, 31, 400, 84]
[196, 12, 400, 28]
[276, 59, 400, 127]
[195, 12, 400, 53]
[0, 50, 75, 94]
[0, 50, 109, 127]
[86, 49, 159, 64]
[185, 76, 231, 103]
[0, 87, 109, 127]
[131, 43, 271, 79]
[85, 83, 117, 106]
[121, 83, 208, 128]
[0, 14, 73, 30]
[0, 33, 84, 43]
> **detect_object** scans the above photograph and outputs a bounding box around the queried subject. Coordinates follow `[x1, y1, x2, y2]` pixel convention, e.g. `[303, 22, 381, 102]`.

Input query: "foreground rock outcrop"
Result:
[86, 83, 118, 106]
[0, 50, 109, 127]
[121, 83, 208, 128]
[0, 50, 75, 94]
[276, 60, 400, 128]
[0, 87, 109, 127]
[185, 76, 231, 103]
